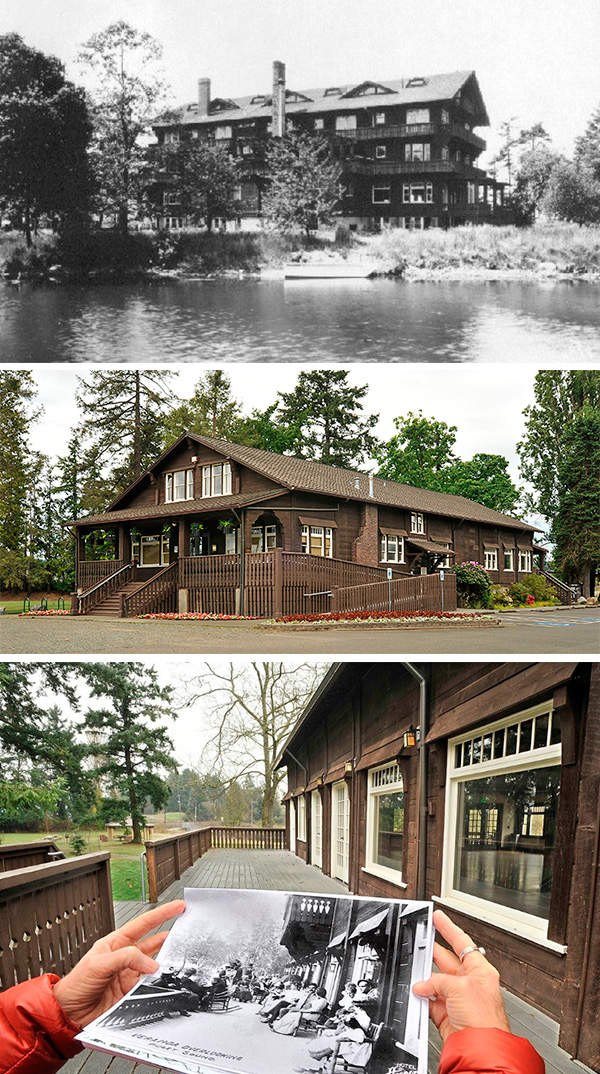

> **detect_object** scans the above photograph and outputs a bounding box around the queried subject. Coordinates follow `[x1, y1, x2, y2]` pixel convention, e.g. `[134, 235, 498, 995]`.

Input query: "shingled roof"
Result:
[156, 70, 489, 129]
[72, 433, 535, 534]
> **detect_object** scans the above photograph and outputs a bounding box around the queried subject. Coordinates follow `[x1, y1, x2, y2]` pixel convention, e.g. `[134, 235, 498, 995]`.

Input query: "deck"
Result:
[61, 849, 592, 1074]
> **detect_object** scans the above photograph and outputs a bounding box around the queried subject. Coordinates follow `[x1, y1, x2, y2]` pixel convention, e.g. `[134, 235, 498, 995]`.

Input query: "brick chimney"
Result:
[272, 60, 286, 138]
[198, 77, 211, 116]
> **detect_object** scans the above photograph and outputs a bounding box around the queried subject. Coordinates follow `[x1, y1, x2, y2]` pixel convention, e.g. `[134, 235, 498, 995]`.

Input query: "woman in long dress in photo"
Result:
[271, 987, 328, 1035]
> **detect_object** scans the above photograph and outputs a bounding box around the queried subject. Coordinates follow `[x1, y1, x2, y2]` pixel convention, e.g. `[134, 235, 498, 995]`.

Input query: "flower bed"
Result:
[19, 610, 70, 616]
[273, 610, 491, 624]
[135, 612, 258, 621]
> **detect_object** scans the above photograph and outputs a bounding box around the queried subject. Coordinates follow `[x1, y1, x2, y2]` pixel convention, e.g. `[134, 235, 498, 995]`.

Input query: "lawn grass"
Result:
[0, 830, 145, 901]
[3, 599, 69, 615]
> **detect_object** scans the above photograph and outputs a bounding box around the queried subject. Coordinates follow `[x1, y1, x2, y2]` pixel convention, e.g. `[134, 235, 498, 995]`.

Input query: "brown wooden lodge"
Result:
[277, 661, 600, 1072]
[153, 64, 508, 231]
[68, 434, 547, 619]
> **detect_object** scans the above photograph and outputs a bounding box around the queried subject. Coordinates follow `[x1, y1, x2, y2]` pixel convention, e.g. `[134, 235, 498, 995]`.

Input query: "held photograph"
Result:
[80, 889, 434, 1074]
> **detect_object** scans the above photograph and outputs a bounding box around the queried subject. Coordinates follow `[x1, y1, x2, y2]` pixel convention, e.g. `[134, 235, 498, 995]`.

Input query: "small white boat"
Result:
[284, 262, 377, 280]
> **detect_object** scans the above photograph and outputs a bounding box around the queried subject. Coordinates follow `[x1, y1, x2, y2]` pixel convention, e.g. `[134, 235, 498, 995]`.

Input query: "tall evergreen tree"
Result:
[75, 369, 176, 491]
[266, 370, 379, 468]
[81, 662, 176, 843]
[161, 370, 243, 447]
[575, 103, 600, 181]
[553, 407, 600, 596]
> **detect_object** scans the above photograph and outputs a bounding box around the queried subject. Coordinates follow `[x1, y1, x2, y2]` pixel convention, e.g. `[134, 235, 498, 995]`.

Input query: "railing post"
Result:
[146, 842, 158, 903]
[119, 592, 126, 619]
[173, 837, 181, 880]
[131, 560, 137, 582]
[330, 586, 339, 613]
[273, 548, 283, 619]
[70, 592, 78, 615]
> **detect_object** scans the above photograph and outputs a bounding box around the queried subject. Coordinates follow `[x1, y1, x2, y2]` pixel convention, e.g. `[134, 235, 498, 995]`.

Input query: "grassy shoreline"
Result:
[1, 222, 599, 282]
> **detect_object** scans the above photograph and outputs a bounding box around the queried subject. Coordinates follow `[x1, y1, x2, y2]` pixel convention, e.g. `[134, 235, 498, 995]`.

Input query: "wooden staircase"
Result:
[83, 581, 145, 618]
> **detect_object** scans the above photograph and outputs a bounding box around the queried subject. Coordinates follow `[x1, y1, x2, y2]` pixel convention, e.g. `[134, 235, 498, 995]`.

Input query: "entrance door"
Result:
[331, 781, 350, 884]
[311, 790, 323, 868]
[289, 798, 296, 854]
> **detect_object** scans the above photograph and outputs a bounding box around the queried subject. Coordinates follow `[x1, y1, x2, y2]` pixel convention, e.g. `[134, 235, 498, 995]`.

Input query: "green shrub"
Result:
[69, 832, 87, 856]
[521, 573, 560, 603]
[507, 582, 531, 605]
[490, 584, 511, 607]
[450, 562, 492, 608]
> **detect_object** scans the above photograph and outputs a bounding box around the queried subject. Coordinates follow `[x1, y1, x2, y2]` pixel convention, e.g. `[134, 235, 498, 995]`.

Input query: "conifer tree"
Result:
[161, 370, 243, 447]
[553, 407, 600, 596]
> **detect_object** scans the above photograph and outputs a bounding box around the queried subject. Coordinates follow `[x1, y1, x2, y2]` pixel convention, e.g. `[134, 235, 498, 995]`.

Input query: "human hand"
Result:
[53, 899, 186, 1027]
[412, 909, 510, 1042]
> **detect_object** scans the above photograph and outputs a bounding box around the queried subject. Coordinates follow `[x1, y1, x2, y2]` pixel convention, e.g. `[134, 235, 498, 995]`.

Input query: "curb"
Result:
[258, 619, 502, 632]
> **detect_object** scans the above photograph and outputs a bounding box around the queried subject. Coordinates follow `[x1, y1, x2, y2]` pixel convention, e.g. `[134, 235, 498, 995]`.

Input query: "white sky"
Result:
[1, 0, 598, 165]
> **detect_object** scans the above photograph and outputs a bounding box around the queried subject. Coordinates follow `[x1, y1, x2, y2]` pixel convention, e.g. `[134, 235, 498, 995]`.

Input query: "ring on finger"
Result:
[458, 945, 486, 962]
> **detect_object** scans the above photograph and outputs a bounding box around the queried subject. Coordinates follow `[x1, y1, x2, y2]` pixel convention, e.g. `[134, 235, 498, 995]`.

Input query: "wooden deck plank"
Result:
[59, 849, 592, 1074]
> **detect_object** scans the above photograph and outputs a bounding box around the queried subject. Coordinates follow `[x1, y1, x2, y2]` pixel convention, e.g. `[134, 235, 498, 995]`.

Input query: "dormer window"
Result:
[165, 469, 194, 502]
[410, 512, 425, 534]
[251, 95, 266, 105]
[324, 87, 341, 97]
[406, 77, 427, 87]
[202, 461, 232, 497]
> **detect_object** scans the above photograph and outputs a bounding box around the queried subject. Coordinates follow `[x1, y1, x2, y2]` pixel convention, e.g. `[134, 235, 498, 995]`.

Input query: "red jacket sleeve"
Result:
[439, 1028, 545, 1074]
[0, 975, 83, 1074]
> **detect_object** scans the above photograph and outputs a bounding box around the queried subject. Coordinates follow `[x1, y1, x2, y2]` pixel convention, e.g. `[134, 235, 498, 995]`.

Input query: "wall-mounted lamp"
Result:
[316, 775, 324, 786]
[401, 728, 418, 750]
[344, 760, 354, 775]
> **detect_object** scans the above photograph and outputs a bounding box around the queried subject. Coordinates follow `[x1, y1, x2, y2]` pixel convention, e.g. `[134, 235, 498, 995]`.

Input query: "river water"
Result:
[1, 277, 598, 362]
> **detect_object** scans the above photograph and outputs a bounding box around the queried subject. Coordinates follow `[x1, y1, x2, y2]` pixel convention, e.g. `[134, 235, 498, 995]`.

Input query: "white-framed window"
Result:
[314, 117, 324, 130]
[442, 702, 561, 942]
[374, 111, 386, 125]
[311, 790, 323, 868]
[202, 461, 232, 498]
[381, 533, 405, 563]
[165, 469, 194, 502]
[251, 524, 277, 553]
[436, 542, 452, 568]
[403, 183, 433, 204]
[163, 216, 184, 230]
[297, 795, 307, 842]
[404, 142, 431, 162]
[131, 532, 171, 567]
[518, 549, 532, 572]
[375, 144, 387, 159]
[504, 549, 514, 571]
[335, 114, 357, 131]
[441, 109, 450, 125]
[215, 125, 232, 140]
[372, 185, 391, 204]
[163, 191, 181, 206]
[410, 512, 425, 533]
[365, 762, 405, 884]
[331, 781, 350, 884]
[406, 107, 430, 125]
[164, 130, 180, 144]
[301, 525, 333, 558]
[484, 548, 498, 571]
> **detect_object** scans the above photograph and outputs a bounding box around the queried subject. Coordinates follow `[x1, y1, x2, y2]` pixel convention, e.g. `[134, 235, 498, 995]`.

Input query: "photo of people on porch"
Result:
[82, 888, 433, 1074]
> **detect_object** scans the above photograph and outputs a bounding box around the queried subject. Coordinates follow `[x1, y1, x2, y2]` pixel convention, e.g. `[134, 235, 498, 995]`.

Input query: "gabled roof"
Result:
[68, 489, 286, 527]
[74, 433, 536, 534]
[156, 70, 489, 129]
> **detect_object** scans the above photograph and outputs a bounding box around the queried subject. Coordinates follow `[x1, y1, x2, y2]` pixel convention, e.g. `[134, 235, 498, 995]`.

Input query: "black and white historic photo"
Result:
[81, 889, 433, 1074]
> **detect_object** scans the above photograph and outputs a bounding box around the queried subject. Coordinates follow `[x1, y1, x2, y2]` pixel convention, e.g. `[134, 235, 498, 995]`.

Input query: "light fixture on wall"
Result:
[344, 760, 354, 775]
[316, 775, 324, 786]
[401, 728, 418, 750]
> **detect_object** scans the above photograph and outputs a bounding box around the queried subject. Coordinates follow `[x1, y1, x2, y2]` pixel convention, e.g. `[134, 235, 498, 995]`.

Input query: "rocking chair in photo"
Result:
[334, 1022, 384, 1072]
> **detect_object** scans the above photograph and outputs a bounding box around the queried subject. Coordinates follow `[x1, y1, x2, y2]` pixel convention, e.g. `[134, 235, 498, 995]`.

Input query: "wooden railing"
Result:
[0, 853, 114, 987]
[331, 571, 457, 614]
[145, 826, 286, 903]
[534, 568, 573, 606]
[79, 559, 126, 591]
[77, 561, 134, 615]
[280, 551, 402, 617]
[0, 840, 63, 873]
[122, 561, 178, 617]
[180, 553, 240, 615]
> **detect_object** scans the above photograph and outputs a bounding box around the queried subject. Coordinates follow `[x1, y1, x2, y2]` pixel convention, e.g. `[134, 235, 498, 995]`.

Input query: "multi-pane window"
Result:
[297, 795, 307, 842]
[215, 125, 232, 139]
[165, 469, 194, 502]
[366, 762, 405, 882]
[374, 111, 386, 125]
[202, 462, 232, 498]
[381, 533, 404, 563]
[224, 530, 238, 555]
[406, 107, 430, 125]
[504, 549, 514, 571]
[314, 118, 324, 130]
[518, 549, 532, 572]
[311, 790, 323, 868]
[335, 114, 357, 131]
[375, 144, 387, 159]
[302, 525, 333, 557]
[436, 542, 452, 568]
[372, 185, 391, 204]
[405, 142, 431, 161]
[251, 525, 277, 553]
[131, 533, 171, 567]
[444, 703, 561, 935]
[484, 549, 498, 571]
[403, 183, 433, 203]
[410, 512, 425, 533]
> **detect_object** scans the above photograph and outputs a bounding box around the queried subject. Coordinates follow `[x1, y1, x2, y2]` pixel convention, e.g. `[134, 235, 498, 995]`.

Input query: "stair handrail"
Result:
[122, 561, 178, 618]
[534, 567, 573, 604]
[78, 562, 132, 602]
[78, 561, 134, 615]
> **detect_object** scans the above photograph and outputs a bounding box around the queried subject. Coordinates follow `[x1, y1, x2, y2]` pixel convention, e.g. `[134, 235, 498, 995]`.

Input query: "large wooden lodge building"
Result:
[277, 661, 600, 1072]
[153, 64, 508, 231]
[69, 434, 545, 618]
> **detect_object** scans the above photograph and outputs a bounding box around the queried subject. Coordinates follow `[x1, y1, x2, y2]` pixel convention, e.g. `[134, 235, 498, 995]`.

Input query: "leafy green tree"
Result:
[511, 147, 562, 224]
[236, 402, 305, 455]
[374, 411, 457, 487]
[262, 132, 342, 235]
[517, 371, 600, 522]
[445, 454, 521, 514]
[542, 160, 600, 225]
[0, 34, 92, 245]
[553, 407, 600, 596]
[76, 369, 176, 489]
[78, 22, 168, 234]
[81, 662, 177, 843]
[150, 132, 239, 229]
[161, 370, 243, 447]
[575, 103, 600, 181]
[272, 370, 379, 468]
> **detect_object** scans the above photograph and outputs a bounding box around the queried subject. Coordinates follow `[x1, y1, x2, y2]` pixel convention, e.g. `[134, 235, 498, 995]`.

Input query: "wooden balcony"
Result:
[348, 159, 486, 178]
[333, 122, 486, 151]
